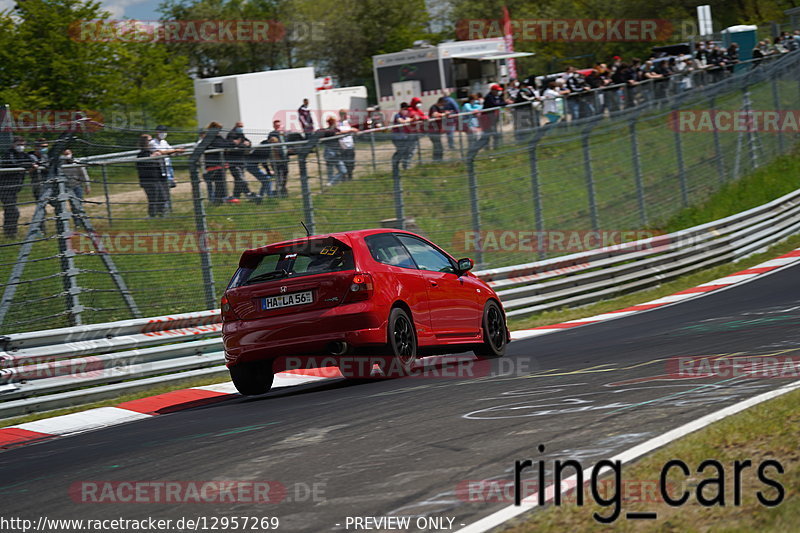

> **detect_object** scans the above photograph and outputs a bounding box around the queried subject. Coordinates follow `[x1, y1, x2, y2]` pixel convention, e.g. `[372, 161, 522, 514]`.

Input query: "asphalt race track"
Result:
[2, 261, 800, 532]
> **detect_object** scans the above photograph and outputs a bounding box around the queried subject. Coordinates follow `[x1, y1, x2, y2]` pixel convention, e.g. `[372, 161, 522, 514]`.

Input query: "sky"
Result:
[0, 0, 162, 19]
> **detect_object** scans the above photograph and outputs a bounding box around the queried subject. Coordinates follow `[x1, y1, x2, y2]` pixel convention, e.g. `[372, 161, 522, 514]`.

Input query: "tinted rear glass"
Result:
[228, 239, 354, 288]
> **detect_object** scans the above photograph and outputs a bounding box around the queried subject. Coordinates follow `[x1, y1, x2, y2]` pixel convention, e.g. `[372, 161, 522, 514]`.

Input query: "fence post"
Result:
[709, 96, 726, 184]
[581, 119, 600, 232]
[771, 75, 785, 155]
[298, 151, 316, 234]
[742, 87, 760, 171]
[528, 128, 548, 260]
[466, 154, 482, 267]
[369, 131, 377, 172]
[315, 145, 323, 191]
[392, 155, 405, 231]
[100, 162, 113, 227]
[465, 134, 490, 266]
[53, 145, 83, 326]
[628, 114, 648, 227]
[671, 99, 689, 207]
[189, 133, 217, 310]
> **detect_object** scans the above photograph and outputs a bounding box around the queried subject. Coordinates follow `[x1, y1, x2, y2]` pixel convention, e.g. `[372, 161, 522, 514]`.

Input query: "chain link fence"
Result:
[1, 51, 798, 333]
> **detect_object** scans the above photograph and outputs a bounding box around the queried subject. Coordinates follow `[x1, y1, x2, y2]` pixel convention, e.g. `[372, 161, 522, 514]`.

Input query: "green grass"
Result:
[502, 387, 800, 532]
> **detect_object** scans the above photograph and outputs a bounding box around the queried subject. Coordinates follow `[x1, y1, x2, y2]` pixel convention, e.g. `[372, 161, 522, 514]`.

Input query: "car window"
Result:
[395, 234, 455, 273]
[365, 233, 416, 269]
[229, 239, 354, 287]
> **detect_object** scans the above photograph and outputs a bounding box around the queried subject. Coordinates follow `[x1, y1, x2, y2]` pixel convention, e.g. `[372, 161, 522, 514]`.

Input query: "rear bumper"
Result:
[223, 301, 387, 367]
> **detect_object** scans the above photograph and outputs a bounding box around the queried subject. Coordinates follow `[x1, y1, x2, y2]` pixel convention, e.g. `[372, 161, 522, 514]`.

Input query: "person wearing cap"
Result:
[225, 122, 258, 201]
[1, 137, 38, 238]
[482, 83, 507, 149]
[390, 103, 413, 171]
[427, 97, 448, 162]
[149, 125, 184, 213]
[407, 97, 427, 166]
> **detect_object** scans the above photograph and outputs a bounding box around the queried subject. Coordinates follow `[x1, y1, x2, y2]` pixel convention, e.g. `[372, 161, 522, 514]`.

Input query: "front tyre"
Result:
[474, 300, 507, 358]
[229, 360, 274, 395]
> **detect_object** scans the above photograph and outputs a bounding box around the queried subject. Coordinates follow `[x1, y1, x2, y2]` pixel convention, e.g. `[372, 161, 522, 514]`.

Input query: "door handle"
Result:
[429, 281, 438, 287]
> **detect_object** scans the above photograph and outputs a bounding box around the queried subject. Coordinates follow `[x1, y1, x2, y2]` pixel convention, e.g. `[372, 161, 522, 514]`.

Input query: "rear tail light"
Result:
[349, 273, 374, 301]
[221, 294, 240, 322]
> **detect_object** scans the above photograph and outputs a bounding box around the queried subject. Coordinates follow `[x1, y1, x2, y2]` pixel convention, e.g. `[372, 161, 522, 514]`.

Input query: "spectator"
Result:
[136, 134, 167, 217]
[225, 122, 258, 201]
[149, 125, 184, 213]
[320, 116, 346, 186]
[586, 64, 611, 113]
[611, 63, 638, 109]
[427, 97, 447, 161]
[565, 66, 594, 119]
[390, 103, 414, 171]
[265, 119, 289, 198]
[542, 80, 566, 124]
[482, 83, 507, 149]
[441, 93, 460, 150]
[28, 138, 48, 202]
[462, 93, 483, 144]
[298, 98, 315, 135]
[674, 54, 695, 91]
[513, 81, 537, 139]
[641, 60, 665, 99]
[337, 110, 358, 181]
[61, 149, 90, 200]
[1, 137, 37, 238]
[407, 97, 427, 164]
[202, 122, 239, 205]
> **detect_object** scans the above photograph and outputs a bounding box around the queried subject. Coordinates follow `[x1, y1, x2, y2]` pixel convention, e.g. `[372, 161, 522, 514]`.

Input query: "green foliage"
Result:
[0, 0, 196, 130]
[158, 0, 291, 77]
[446, 0, 799, 76]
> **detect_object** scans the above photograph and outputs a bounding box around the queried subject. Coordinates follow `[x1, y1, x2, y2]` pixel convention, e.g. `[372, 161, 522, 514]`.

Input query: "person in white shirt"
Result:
[337, 109, 358, 181]
[148, 125, 184, 213]
[542, 80, 567, 124]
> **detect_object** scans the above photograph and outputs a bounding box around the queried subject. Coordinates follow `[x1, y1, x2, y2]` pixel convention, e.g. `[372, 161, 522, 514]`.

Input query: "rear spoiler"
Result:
[239, 235, 353, 267]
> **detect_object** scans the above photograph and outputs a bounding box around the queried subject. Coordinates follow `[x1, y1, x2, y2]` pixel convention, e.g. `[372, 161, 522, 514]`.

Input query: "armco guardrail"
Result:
[2, 187, 800, 419]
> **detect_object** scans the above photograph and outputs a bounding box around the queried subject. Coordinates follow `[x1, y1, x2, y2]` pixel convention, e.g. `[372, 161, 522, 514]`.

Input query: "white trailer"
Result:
[194, 68, 369, 139]
[372, 38, 532, 112]
[193, 67, 317, 142]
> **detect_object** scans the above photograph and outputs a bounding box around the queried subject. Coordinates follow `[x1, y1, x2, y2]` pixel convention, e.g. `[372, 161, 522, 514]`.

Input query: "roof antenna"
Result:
[300, 221, 311, 238]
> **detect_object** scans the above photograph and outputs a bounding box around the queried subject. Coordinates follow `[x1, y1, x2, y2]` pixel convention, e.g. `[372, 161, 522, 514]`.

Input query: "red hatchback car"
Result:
[221, 229, 509, 395]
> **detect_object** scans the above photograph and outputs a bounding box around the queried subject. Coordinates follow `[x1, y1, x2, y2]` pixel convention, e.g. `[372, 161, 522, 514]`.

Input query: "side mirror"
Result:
[457, 257, 474, 274]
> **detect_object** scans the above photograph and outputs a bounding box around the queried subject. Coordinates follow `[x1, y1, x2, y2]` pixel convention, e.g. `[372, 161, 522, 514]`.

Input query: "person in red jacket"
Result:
[407, 97, 428, 165]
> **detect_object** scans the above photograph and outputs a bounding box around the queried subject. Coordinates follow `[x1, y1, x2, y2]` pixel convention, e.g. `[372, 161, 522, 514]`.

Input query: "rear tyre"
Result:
[229, 360, 274, 395]
[384, 307, 417, 376]
[474, 300, 507, 358]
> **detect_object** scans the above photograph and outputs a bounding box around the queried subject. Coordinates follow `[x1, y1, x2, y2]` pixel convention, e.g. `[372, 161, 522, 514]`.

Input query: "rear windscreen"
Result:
[228, 239, 354, 288]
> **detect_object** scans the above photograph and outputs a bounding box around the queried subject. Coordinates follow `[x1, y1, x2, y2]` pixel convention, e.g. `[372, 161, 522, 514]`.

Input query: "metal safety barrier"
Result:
[1, 186, 799, 419]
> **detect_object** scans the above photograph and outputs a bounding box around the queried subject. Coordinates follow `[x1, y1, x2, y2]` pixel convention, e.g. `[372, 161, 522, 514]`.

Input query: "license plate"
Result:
[262, 291, 314, 310]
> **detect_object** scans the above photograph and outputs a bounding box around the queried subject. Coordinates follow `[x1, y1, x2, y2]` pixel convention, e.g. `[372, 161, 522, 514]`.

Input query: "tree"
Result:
[0, 0, 196, 132]
[158, 0, 291, 77]
[289, 0, 432, 87]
